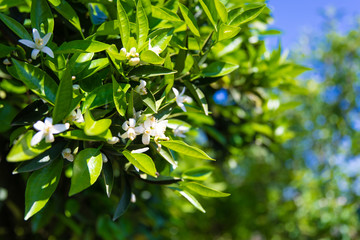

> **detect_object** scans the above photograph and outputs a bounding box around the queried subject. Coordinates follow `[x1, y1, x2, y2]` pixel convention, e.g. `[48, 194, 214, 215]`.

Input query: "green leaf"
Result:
[229, 4, 266, 26]
[136, 0, 148, 48]
[183, 81, 208, 115]
[69, 148, 103, 196]
[0, 43, 16, 58]
[69, 52, 94, 76]
[128, 65, 176, 78]
[160, 140, 214, 160]
[117, 0, 130, 47]
[24, 158, 63, 220]
[84, 110, 112, 136]
[7, 130, 51, 162]
[201, 62, 239, 78]
[48, 0, 83, 36]
[76, 58, 109, 80]
[183, 182, 230, 197]
[182, 167, 213, 181]
[148, 28, 174, 52]
[102, 159, 114, 198]
[218, 24, 241, 41]
[52, 69, 72, 124]
[151, 6, 182, 22]
[132, 172, 182, 184]
[151, 143, 177, 167]
[55, 40, 110, 54]
[13, 141, 66, 174]
[177, 189, 205, 213]
[0, 13, 32, 40]
[214, 0, 227, 23]
[198, 0, 217, 30]
[11, 100, 48, 126]
[140, 90, 157, 113]
[59, 129, 112, 142]
[8, 59, 58, 104]
[96, 20, 119, 36]
[123, 151, 157, 177]
[113, 176, 131, 220]
[83, 83, 114, 110]
[178, 3, 200, 37]
[140, 50, 164, 64]
[31, 0, 54, 36]
[112, 77, 130, 117]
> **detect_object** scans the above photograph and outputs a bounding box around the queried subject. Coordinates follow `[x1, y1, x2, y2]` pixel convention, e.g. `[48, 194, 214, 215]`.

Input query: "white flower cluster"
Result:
[120, 47, 140, 66]
[19, 28, 54, 60]
[134, 80, 147, 95]
[120, 114, 169, 150]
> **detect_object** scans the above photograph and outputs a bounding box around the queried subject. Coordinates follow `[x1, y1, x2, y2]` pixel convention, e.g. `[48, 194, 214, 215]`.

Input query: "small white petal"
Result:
[62, 148, 71, 154]
[131, 147, 149, 154]
[180, 87, 186, 96]
[172, 88, 179, 97]
[128, 57, 140, 66]
[139, 80, 146, 88]
[45, 133, 55, 143]
[128, 118, 136, 128]
[31, 131, 45, 146]
[41, 46, 54, 58]
[179, 102, 187, 112]
[122, 121, 129, 131]
[33, 121, 45, 131]
[19, 39, 36, 49]
[52, 123, 69, 134]
[31, 49, 40, 60]
[142, 134, 150, 145]
[42, 32, 52, 45]
[101, 153, 108, 163]
[32, 28, 40, 42]
[44, 117, 53, 125]
[107, 136, 119, 144]
[120, 132, 129, 139]
[135, 125, 144, 134]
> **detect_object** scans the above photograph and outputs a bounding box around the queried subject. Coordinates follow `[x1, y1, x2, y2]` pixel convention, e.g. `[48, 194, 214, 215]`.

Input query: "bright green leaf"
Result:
[52, 69, 73, 124]
[31, 0, 54, 36]
[183, 182, 230, 197]
[112, 77, 130, 117]
[182, 167, 213, 181]
[55, 40, 110, 54]
[123, 151, 157, 177]
[201, 62, 239, 78]
[136, 0, 148, 48]
[229, 4, 266, 26]
[140, 50, 164, 64]
[160, 140, 214, 160]
[0, 13, 32, 40]
[117, 0, 130, 48]
[84, 110, 112, 136]
[178, 3, 200, 37]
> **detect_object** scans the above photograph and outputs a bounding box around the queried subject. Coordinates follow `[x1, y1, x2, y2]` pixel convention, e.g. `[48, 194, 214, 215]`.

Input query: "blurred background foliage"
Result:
[1, 0, 360, 239]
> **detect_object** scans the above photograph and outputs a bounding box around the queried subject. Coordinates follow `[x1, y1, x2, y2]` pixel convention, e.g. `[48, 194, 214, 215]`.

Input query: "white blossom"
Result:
[134, 80, 147, 95]
[3, 58, 11, 65]
[131, 147, 149, 154]
[69, 109, 84, 123]
[129, 57, 140, 66]
[101, 153, 108, 163]
[120, 118, 142, 141]
[62, 148, 74, 162]
[148, 39, 162, 55]
[173, 125, 189, 138]
[31, 117, 69, 146]
[126, 47, 140, 66]
[19, 28, 54, 60]
[172, 87, 190, 112]
[107, 136, 119, 144]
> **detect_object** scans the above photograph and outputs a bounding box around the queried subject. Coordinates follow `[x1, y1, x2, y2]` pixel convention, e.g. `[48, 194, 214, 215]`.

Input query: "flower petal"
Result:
[31, 131, 45, 146]
[129, 118, 136, 128]
[122, 121, 129, 131]
[44, 117, 53, 125]
[142, 134, 150, 145]
[180, 87, 186, 96]
[42, 46, 54, 58]
[52, 123, 70, 134]
[172, 88, 179, 97]
[33, 121, 45, 131]
[19, 39, 36, 49]
[131, 147, 149, 154]
[120, 132, 129, 139]
[45, 133, 55, 143]
[32, 28, 40, 42]
[179, 102, 187, 112]
[31, 49, 40, 60]
[42, 32, 52, 45]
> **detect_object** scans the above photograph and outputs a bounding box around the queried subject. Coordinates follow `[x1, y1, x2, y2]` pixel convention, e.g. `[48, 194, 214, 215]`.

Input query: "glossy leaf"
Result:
[7, 130, 51, 162]
[84, 110, 112, 136]
[128, 65, 176, 78]
[160, 140, 214, 160]
[178, 3, 200, 37]
[214, 0, 227, 23]
[117, 0, 130, 47]
[24, 158, 63, 220]
[140, 90, 157, 113]
[59, 129, 112, 142]
[69, 148, 103, 196]
[198, 0, 217, 30]
[123, 151, 157, 177]
[102, 159, 114, 197]
[148, 28, 174, 53]
[9, 59, 58, 104]
[151, 143, 177, 167]
[183, 182, 230, 197]
[96, 20, 120, 36]
[48, 0, 82, 35]
[229, 4, 266, 26]
[0, 13, 32, 40]
[140, 50, 164, 64]
[136, 0, 148, 48]
[52, 69, 72, 124]
[201, 62, 239, 78]
[31, 0, 54, 36]
[55, 40, 110, 54]
[177, 189, 205, 213]
[76, 58, 109, 80]
[182, 167, 213, 181]
[132, 172, 182, 184]
[13, 141, 66, 174]
[113, 176, 131, 220]
[151, 6, 182, 22]
[112, 77, 130, 117]
[218, 24, 241, 41]
[0, 43, 16, 58]
[11, 100, 48, 126]
[83, 83, 114, 110]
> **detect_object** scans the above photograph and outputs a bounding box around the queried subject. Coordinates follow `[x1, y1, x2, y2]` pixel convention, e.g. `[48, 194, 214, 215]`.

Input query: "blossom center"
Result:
[35, 38, 44, 47]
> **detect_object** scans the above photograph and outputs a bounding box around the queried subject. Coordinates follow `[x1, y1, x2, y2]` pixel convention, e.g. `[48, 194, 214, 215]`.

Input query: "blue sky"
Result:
[266, 0, 360, 49]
